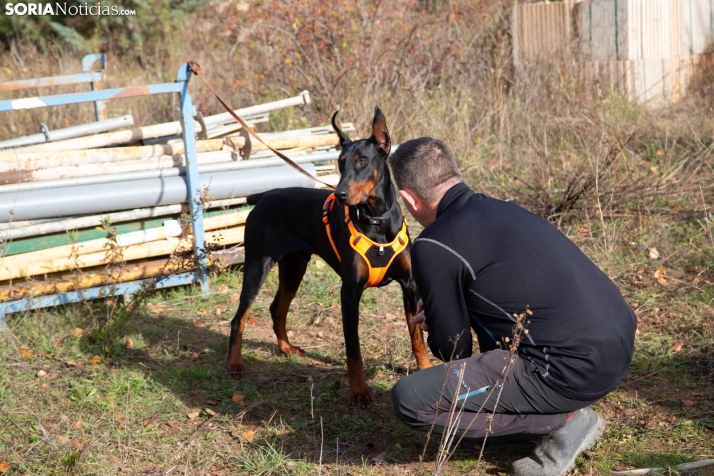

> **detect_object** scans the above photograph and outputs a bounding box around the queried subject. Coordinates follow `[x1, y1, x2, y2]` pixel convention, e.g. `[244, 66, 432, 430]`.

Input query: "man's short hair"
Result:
[387, 137, 462, 203]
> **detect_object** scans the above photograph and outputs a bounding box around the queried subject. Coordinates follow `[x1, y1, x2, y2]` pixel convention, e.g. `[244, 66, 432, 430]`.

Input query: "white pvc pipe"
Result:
[0, 139, 225, 172]
[0, 164, 317, 222]
[0, 149, 339, 194]
[0, 197, 248, 241]
[0, 115, 134, 150]
[203, 90, 310, 127]
[1, 150, 235, 184]
[19, 119, 205, 152]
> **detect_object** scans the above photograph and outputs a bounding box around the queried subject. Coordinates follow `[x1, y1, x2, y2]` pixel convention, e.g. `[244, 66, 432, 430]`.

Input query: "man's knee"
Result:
[391, 377, 420, 428]
[391, 365, 448, 432]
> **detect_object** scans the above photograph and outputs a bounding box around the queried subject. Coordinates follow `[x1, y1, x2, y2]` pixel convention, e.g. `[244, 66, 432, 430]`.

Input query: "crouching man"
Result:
[388, 138, 636, 475]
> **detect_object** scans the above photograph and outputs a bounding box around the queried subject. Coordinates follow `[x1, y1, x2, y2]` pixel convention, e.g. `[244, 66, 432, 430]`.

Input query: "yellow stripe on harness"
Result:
[322, 193, 409, 288]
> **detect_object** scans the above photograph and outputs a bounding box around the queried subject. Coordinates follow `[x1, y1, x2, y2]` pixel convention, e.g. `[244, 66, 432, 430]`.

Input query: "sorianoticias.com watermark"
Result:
[4, 3, 136, 16]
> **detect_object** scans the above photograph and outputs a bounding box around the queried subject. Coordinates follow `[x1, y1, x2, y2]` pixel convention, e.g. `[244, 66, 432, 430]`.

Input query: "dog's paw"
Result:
[348, 387, 374, 410]
[279, 343, 305, 358]
[417, 357, 434, 370]
[226, 361, 246, 380]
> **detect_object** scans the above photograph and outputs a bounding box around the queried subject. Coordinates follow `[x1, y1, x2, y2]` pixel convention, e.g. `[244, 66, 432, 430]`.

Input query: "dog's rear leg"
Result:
[227, 256, 273, 378]
[399, 278, 432, 370]
[270, 252, 309, 357]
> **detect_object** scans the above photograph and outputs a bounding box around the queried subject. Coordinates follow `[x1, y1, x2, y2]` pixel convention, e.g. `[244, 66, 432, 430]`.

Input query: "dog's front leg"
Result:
[399, 277, 433, 370]
[341, 282, 373, 409]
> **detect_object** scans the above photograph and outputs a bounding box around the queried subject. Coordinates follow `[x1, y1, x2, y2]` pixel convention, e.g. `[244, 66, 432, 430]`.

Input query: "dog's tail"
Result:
[246, 192, 266, 206]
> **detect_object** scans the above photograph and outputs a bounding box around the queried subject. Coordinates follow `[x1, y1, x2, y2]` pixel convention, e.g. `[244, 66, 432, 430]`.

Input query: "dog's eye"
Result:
[358, 158, 367, 166]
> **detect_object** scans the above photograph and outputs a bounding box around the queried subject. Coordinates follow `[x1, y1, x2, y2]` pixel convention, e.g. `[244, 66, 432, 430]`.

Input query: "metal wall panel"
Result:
[512, 0, 714, 107]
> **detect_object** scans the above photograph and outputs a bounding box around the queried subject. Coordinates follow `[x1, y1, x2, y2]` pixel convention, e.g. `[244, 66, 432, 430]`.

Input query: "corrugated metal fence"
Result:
[512, 0, 714, 107]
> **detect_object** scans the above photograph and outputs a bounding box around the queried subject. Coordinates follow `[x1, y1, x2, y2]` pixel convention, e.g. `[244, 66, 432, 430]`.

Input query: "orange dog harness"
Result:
[322, 194, 409, 288]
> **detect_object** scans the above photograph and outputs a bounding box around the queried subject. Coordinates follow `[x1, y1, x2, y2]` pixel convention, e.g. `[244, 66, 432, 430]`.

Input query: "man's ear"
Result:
[371, 106, 391, 156]
[331, 110, 351, 148]
[399, 189, 419, 211]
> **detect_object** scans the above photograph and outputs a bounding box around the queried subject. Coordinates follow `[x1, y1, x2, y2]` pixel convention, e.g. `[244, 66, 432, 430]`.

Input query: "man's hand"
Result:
[411, 298, 429, 332]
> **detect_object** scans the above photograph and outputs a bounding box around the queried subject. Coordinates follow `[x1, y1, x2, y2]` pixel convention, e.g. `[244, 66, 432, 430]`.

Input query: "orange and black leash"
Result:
[186, 61, 336, 190]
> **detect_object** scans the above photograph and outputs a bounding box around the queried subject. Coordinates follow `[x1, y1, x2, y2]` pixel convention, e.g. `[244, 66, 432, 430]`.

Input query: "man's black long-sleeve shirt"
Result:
[411, 183, 636, 400]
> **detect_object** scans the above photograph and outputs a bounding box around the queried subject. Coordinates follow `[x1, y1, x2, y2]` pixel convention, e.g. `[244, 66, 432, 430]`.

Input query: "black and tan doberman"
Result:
[226, 107, 432, 408]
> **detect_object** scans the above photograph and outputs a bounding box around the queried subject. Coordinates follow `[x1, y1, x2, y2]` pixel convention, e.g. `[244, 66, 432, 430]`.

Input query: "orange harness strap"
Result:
[322, 193, 410, 288]
[322, 194, 341, 261]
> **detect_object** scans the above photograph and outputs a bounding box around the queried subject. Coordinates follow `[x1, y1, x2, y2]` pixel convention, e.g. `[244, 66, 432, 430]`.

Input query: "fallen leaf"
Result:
[57, 436, 70, 444]
[71, 437, 85, 447]
[167, 421, 179, 428]
[65, 361, 77, 367]
[315, 259, 325, 269]
[0, 462, 9, 473]
[113, 414, 127, 420]
[682, 399, 696, 407]
[648, 247, 660, 259]
[218, 284, 230, 293]
[242, 429, 254, 442]
[247, 316, 258, 325]
[232, 393, 245, 404]
[206, 400, 220, 406]
[371, 451, 387, 463]
[691, 391, 704, 397]
[205, 408, 218, 417]
[385, 313, 397, 320]
[37, 369, 47, 378]
[654, 266, 668, 285]
[69, 421, 83, 430]
[88, 355, 102, 365]
[614, 466, 628, 471]
[52, 337, 64, 347]
[230, 293, 240, 302]
[21, 349, 35, 360]
[214, 308, 223, 316]
[70, 328, 83, 337]
[143, 419, 155, 427]
[124, 338, 134, 349]
[186, 410, 200, 420]
[671, 342, 683, 352]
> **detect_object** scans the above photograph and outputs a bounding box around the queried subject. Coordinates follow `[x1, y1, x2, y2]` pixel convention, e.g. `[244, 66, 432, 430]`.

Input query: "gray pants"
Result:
[391, 350, 598, 439]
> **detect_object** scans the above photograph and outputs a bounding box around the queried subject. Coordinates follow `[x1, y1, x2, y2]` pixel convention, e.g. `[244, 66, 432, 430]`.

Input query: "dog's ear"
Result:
[371, 106, 391, 156]
[331, 111, 351, 148]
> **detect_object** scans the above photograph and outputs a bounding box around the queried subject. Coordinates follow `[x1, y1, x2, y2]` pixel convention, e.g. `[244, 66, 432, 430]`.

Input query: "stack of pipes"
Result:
[0, 90, 353, 303]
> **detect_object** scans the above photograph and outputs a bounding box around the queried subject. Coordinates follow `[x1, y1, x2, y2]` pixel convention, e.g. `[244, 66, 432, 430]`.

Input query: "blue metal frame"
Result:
[0, 54, 108, 122]
[0, 63, 210, 327]
[0, 273, 200, 319]
[82, 54, 108, 121]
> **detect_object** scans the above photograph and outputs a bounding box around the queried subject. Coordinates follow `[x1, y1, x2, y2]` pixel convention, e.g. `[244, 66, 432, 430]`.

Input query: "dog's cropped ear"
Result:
[331, 111, 351, 148]
[371, 106, 391, 156]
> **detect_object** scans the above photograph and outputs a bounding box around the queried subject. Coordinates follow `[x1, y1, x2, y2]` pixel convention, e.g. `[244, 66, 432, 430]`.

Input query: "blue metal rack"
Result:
[0, 53, 108, 121]
[0, 63, 210, 326]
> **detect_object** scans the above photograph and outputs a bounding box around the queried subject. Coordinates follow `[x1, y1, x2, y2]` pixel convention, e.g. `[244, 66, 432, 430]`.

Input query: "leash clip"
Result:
[378, 246, 385, 256]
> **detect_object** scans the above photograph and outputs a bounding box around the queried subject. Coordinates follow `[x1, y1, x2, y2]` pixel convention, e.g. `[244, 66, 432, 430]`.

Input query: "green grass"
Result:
[1, 179, 713, 475]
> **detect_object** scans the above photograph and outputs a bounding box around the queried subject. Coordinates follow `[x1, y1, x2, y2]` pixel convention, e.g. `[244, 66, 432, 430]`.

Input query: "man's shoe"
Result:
[511, 407, 605, 476]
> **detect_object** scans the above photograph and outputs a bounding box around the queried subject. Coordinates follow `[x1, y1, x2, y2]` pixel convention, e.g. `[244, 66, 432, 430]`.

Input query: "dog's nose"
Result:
[335, 189, 348, 202]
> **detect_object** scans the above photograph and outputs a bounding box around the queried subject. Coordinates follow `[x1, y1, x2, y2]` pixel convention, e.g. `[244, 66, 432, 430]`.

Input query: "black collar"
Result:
[356, 184, 398, 225]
